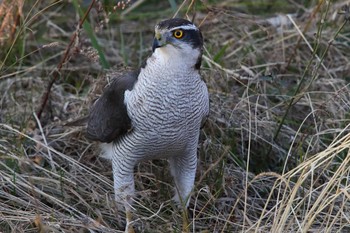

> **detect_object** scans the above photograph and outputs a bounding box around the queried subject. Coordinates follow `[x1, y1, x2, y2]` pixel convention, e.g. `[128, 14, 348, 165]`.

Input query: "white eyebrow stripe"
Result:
[171, 24, 198, 31]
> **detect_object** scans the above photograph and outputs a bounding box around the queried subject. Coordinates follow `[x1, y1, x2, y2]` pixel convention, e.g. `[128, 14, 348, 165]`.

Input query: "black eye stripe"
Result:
[171, 29, 198, 37]
[170, 29, 202, 48]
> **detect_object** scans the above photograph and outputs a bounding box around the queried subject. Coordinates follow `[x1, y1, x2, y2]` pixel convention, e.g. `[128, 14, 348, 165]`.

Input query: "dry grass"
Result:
[0, 0, 350, 232]
[0, 0, 23, 46]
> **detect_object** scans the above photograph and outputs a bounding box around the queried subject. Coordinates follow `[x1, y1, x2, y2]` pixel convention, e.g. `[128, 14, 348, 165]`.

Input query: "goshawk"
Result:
[86, 18, 209, 231]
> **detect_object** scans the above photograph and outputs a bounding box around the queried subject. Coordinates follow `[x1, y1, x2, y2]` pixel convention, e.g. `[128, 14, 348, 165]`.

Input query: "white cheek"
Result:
[154, 48, 171, 62]
[154, 44, 200, 68]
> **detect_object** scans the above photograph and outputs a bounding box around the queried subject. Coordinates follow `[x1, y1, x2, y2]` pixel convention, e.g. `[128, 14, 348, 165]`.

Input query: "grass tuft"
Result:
[0, 0, 349, 232]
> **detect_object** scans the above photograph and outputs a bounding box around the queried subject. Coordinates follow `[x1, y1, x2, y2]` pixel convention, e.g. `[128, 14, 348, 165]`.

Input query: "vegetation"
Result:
[0, 0, 349, 232]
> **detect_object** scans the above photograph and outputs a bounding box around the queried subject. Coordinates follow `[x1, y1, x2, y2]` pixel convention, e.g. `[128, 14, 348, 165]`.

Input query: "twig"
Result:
[284, 1, 323, 70]
[32, 112, 56, 173]
[36, 0, 97, 120]
[286, 14, 331, 78]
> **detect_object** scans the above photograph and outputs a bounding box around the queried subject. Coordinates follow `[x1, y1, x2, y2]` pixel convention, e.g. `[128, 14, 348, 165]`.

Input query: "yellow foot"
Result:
[125, 209, 135, 233]
[126, 224, 135, 233]
[182, 209, 189, 233]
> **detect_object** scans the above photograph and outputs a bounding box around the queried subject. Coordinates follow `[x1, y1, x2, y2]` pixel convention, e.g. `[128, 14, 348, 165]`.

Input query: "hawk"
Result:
[86, 18, 209, 232]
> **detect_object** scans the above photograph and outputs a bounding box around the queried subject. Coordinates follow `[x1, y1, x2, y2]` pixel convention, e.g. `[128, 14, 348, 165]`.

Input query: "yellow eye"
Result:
[173, 29, 184, 39]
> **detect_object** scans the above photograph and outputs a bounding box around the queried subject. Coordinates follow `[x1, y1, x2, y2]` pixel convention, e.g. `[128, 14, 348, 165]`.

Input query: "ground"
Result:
[0, 0, 349, 232]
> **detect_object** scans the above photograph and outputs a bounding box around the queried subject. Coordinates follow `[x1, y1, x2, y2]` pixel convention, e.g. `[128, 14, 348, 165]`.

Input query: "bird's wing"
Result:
[86, 70, 138, 143]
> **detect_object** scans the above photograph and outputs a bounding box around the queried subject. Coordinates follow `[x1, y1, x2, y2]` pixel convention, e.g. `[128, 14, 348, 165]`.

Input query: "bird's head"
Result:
[152, 18, 203, 69]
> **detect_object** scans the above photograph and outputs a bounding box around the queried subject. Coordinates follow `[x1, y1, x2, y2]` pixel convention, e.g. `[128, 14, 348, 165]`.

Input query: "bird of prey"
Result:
[86, 18, 209, 232]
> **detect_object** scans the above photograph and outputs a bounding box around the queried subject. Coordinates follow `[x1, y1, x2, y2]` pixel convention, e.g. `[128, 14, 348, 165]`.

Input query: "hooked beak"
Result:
[152, 32, 164, 52]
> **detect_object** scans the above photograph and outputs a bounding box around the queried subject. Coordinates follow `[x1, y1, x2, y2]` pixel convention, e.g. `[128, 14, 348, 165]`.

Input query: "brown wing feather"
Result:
[86, 70, 138, 143]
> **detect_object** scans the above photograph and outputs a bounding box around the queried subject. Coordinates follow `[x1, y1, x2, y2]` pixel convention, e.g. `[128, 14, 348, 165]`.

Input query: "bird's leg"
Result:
[116, 181, 135, 233]
[169, 152, 197, 232]
[182, 207, 189, 233]
[111, 159, 136, 233]
[125, 205, 135, 233]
